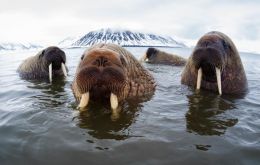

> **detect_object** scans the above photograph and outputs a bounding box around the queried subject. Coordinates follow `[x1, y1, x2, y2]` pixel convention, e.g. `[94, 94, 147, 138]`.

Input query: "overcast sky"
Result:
[0, 0, 259, 52]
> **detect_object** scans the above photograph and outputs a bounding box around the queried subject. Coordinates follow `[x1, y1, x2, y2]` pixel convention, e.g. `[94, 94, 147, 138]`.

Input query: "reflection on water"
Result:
[75, 98, 150, 140]
[26, 78, 68, 109]
[27, 77, 66, 92]
[186, 91, 239, 136]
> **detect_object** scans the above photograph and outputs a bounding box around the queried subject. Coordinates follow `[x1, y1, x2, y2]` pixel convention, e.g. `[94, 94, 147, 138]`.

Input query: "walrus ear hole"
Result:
[222, 40, 230, 50]
[120, 55, 127, 66]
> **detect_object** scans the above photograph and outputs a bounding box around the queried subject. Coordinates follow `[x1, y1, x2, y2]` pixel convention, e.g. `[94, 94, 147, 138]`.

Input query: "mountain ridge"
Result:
[58, 28, 186, 48]
[0, 42, 42, 52]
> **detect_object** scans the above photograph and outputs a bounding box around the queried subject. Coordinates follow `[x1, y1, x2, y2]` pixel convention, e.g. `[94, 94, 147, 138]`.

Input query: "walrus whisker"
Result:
[77, 92, 90, 109]
[216, 67, 222, 95]
[196, 68, 202, 90]
[49, 63, 52, 83]
[61, 63, 67, 77]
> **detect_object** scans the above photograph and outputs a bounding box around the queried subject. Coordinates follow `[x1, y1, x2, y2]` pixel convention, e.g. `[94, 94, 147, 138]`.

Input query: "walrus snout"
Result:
[44, 48, 66, 68]
[76, 50, 126, 95]
[192, 48, 224, 70]
[47, 54, 65, 68]
[75, 66, 126, 111]
[76, 66, 126, 95]
[192, 48, 224, 94]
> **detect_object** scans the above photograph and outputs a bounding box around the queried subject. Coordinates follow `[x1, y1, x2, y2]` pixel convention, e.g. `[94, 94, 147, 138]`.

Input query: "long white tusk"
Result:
[196, 67, 202, 90]
[140, 54, 147, 62]
[216, 67, 222, 95]
[78, 92, 90, 109]
[49, 63, 52, 82]
[110, 93, 118, 110]
[61, 63, 67, 77]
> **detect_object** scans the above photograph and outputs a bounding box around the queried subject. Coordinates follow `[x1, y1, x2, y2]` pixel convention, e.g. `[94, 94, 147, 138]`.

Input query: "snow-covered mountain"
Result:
[0, 42, 42, 51]
[59, 28, 186, 48]
[58, 36, 81, 48]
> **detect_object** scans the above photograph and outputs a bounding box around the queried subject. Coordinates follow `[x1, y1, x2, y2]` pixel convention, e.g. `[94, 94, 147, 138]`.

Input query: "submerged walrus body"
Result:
[181, 31, 247, 94]
[17, 46, 68, 82]
[71, 43, 156, 112]
[141, 47, 186, 66]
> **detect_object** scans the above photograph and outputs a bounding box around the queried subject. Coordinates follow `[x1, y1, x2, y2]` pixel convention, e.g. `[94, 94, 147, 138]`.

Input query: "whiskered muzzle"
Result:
[75, 66, 126, 109]
[192, 48, 223, 68]
[196, 65, 222, 95]
[192, 47, 225, 95]
[48, 62, 67, 83]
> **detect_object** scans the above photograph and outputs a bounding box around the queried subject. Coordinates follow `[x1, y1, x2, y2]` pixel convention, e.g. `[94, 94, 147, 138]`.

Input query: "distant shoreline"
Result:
[1, 46, 259, 56]
[123, 45, 185, 48]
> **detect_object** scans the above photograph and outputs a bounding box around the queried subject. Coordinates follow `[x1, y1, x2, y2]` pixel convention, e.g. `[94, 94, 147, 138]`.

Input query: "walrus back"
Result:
[158, 51, 186, 66]
[17, 52, 46, 79]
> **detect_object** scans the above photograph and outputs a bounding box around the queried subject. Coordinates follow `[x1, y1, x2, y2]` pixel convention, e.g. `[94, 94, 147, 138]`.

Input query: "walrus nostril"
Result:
[193, 47, 223, 69]
[204, 41, 211, 47]
[93, 56, 109, 67]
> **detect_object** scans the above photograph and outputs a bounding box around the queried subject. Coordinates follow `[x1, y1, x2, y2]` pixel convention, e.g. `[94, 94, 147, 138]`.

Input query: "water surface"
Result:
[0, 47, 259, 165]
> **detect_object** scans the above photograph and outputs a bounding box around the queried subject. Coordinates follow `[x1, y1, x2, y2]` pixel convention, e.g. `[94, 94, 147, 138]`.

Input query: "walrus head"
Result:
[191, 34, 228, 94]
[74, 48, 128, 110]
[39, 46, 67, 82]
[188, 31, 248, 95]
[141, 47, 158, 63]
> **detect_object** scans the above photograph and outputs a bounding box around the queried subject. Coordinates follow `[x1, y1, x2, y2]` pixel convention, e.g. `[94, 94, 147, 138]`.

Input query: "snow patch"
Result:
[59, 28, 187, 48]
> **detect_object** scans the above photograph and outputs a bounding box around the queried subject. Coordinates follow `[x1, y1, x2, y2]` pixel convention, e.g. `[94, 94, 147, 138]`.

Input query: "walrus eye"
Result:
[81, 54, 85, 60]
[222, 40, 229, 50]
[39, 50, 45, 59]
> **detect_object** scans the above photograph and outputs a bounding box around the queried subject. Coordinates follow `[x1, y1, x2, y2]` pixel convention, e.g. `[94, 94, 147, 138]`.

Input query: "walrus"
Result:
[17, 46, 68, 82]
[181, 31, 248, 94]
[140, 47, 186, 66]
[71, 43, 156, 113]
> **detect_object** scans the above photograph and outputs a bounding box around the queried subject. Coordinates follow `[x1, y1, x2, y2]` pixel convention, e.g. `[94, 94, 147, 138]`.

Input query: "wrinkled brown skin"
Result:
[71, 43, 156, 103]
[142, 47, 186, 66]
[17, 46, 67, 80]
[181, 31, 248, 94]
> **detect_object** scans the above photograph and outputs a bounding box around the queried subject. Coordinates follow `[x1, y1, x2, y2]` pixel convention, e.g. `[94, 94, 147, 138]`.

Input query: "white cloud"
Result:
[0, 0, 259, 53]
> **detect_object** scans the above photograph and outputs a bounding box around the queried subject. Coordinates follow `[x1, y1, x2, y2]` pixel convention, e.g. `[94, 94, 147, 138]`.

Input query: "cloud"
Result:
[0, 0, 259, 52]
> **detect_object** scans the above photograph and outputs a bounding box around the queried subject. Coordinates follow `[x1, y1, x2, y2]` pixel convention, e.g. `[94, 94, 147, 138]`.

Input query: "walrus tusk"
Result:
[196, 68, 202, 90]
[216, 67, 222, 95]
[110, 93, 118, 110]
[49, 63, 52, 82]
[61, 63, 67, 77]
[78, 92, 90, 109]
[140, 54, 147, 62]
